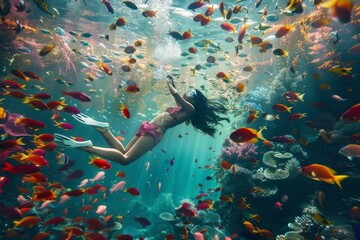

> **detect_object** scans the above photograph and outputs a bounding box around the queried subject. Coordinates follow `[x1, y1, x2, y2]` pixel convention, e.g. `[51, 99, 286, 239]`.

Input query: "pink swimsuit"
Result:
[166, 106, 182, 119]
[135, 107, 181, 143]
[135, 122, 163, 143]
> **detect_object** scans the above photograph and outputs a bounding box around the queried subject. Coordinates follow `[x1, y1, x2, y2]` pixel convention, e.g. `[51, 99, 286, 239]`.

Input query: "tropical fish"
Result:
[272, 104, 292, 112]
[188, 0, 209, 12]
[101, 0, 114, 14]
[230, 127, 266, 143]
[339, 144, 360, 160]
[329, 65, 352, 74]
[120, 104, 130, 118]
[39, 43, 56, 56]
[340, 103, 360, 122]
[300, 164, 349, 189]
[33, 0, 55, 17]
[282, 91, 304, 102]
[123, 1, 138, 10]
[142, 10, 156, 17]
[62, 90, 91, 102]
[89, 156, 112, 169]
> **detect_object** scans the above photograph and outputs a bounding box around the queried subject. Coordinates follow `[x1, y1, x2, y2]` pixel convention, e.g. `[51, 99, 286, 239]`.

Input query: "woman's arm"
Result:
[167, 80, 195, 114]
[167, 75, 180, 107]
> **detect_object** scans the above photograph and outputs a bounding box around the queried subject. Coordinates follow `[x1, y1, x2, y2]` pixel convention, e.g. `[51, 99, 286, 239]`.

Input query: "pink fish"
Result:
[96, 205, 107, 215]
[110, 181, 125, 194]
[0, 176, 10, 193]
[62, 90, 91, 102]
[17, 195, 29, 205]
[58, 195, 70, 205]
[77, 179, 89, 188]
[193, 232, 205, 240]
[331, 95, 347, 102]
[38, 200, 52, 210]
[90, 171, 105, 183]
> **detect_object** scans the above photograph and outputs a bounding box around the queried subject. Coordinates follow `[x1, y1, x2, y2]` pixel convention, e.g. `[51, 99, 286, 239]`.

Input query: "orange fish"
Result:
[182, 30, 192, 40]
[120, 103, 130, 118]
[220, 23, 236, 32]
[13, 216, 41, 228]
[300, 164, 349, 189]
[319, 0, 353, 23]
[230, 127, 266, 143]
[250, 214, 261, 222]
[236, 82, 245, 93]
[219, 2, 226, 18]
[98, 61, 112, 75]
[243, 220, 257, 234]
[116, 171, 126, 178]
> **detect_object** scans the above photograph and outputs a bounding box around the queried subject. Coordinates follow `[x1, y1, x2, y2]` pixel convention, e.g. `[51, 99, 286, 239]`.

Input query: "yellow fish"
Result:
[329, 65, 352, 74]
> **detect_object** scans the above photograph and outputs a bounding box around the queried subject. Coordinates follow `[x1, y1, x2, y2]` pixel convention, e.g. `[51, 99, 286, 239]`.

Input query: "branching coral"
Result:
[221, 138, 258, 163]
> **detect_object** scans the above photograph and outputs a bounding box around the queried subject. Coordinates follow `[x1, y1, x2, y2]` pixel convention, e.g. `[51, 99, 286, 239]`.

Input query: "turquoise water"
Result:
[0, 0, 360, 239]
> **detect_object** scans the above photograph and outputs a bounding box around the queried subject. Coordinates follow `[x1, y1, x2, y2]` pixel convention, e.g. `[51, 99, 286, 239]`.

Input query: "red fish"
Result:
[89, 156, 112, 170]
[54, 122, 73, 130]
[0, 79, 26, 89]
[0, 138, 25, 149]
[126, 85, 140, 93]
[47, 100, 66, 109]
[124, 187, 140, 196]
[11, 69, 30, 82]
[230, 127, 266, 143]
[2, 162, 40, 174]
[341, 103, 360, 122]
[15, 117, 46, 130]
[188, 0, 209, 11]
[31, 93, 51, 100]
[120, 104, 130, 118]
[23, 71, 43, 82]
[4, 90, 27, 99]
[62, 90, 91, 102]
[287, 113, 307, 121]
[272, 103, 292, 113]
[23, 98, 49, 110]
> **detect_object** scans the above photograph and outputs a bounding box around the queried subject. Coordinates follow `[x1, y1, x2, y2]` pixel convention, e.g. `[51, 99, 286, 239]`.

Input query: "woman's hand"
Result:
[167, 80, 178, 95]
[167, 75, 176, 88]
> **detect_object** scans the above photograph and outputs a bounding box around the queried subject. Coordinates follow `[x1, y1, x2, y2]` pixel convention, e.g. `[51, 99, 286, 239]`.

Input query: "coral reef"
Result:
[285, 158, 301, 179]
[264, 168, 289, 180]
[221, 138, 258, 163]
[290, 144, 308, 159]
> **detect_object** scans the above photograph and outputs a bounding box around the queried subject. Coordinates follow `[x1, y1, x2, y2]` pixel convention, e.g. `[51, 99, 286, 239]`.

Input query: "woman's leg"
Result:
[79, 134, 156, 165]
[96, 127, 126, 152]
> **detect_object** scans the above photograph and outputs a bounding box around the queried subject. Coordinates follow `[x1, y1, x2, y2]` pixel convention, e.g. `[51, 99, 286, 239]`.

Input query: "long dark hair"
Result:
[189, 89, 230, 137]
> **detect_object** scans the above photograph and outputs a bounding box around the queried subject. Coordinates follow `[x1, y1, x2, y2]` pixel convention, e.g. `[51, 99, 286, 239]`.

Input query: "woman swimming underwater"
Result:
[54, 76, 229, 165]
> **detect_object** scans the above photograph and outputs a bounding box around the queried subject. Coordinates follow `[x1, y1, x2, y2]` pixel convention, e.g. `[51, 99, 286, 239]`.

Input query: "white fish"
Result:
[145, 161, 150, 172]
[77, 179, 89, 188]
[90, 171, 105, 183]
[58, 195, 70, 205]
[331, 95, 347, 101]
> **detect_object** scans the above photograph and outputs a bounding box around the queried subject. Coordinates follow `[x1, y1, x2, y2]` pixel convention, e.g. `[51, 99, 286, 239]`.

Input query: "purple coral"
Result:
[221, 138, 258, 163]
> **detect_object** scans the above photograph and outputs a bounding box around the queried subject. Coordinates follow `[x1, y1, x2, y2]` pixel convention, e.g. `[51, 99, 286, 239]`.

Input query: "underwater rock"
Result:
[264, 168, 289, 180]
[227, 164, 252, 176]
